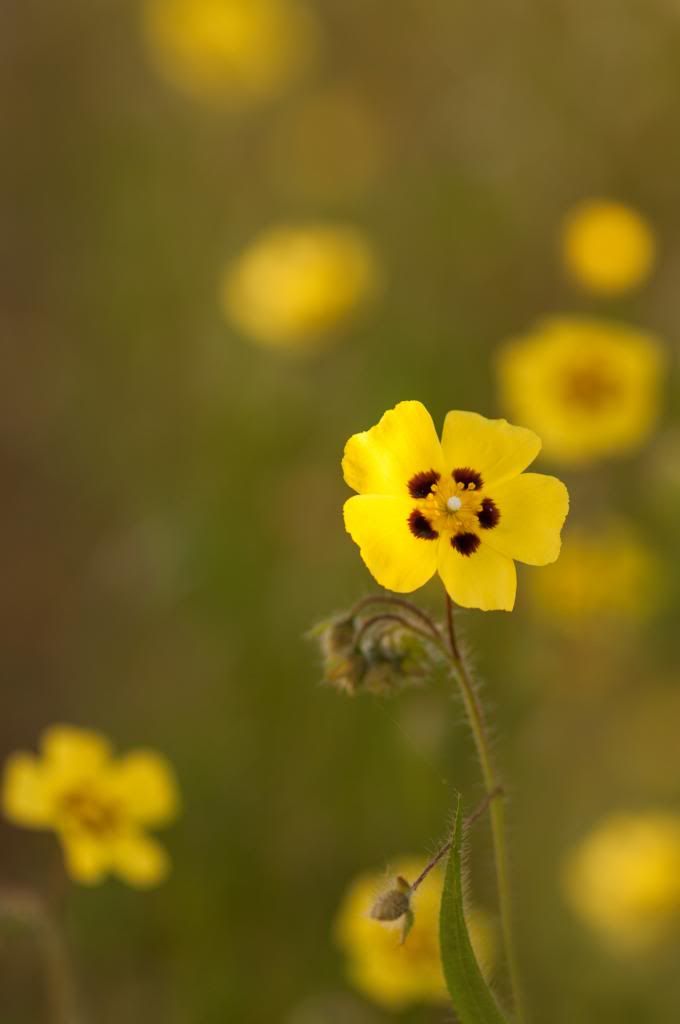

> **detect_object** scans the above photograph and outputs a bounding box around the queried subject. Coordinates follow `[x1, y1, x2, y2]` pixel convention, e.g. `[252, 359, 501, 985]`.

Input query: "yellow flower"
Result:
[563, 813, 680, 952]
[496, 316, 665, 465]
[3, 725, 180, 888]
[342, 402, 568, 612]
[221, 224, 379, 349]
[334, 856, 495, 1010]
[142, 0, 319, 107]
[530, 522, 660, 624]
[562, 199, 656, 294]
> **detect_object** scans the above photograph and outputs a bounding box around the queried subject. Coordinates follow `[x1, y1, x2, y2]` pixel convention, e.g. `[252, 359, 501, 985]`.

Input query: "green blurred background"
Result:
[2, 1, 680, 1021]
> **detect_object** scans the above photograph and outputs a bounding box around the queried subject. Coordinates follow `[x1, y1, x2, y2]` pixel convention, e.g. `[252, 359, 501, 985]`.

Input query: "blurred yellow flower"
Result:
[563, 813, 680, 951]
[334, 856, 495, 1010]
[496, 317, 665, 465]
[562, 199, 655, 294]
[530, 522, 660, 624]
[143, 0, 319, 107]
[3, 725, 179, 888]
[343, 402, 568, 611]
[221, 224, 379, 349]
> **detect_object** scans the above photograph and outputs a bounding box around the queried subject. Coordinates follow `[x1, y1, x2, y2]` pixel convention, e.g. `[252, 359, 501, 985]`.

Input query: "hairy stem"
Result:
[410, 786, 504, 893]
[444, 593, 526, 1023]
[349, 591, 525, 1016]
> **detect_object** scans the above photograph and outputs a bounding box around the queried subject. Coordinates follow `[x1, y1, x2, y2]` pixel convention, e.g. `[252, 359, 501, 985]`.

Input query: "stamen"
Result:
[446, 495, 462, 512]
[452, 532, 480, 556]
[408, 469, 441, 499]
[452, 467, 483, 490]
[408, 510, 438, 540]
[478, 497, 500, 530]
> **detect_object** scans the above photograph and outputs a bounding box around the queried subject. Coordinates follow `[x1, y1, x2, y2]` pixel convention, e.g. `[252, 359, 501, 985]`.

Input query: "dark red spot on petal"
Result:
[452, 532, 480, 556]
[408, 469, 440, 499]
[408, 510, 438, 540]
[478, 497, 500, 530]
[452, 467, 483, 490]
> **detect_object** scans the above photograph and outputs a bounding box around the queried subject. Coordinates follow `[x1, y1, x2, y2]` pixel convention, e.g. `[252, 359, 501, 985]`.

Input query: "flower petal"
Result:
[110, 751, 180, 826]
[342, 401, 444, 496]
[2, 754, 53, 828]
[483, 473, 569, 565]
[41, 726, 112, 790]
[344, 495, 438, 592]
[60, 829, 111, 885]
[438, 536, 516, 611]
[496, 317, 665, 465]
[112, 831, 170, 888]
[441, 411, 541, 486]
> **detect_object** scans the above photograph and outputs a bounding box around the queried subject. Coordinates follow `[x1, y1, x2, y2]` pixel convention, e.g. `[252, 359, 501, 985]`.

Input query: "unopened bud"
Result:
[362, 661, 397, 695]
[324, 650, 367, 695]
[319, 615, 356, 659]
[310, 608, 443, 697]
[370, 875, 412, 922]
[310, 614, 367, 695]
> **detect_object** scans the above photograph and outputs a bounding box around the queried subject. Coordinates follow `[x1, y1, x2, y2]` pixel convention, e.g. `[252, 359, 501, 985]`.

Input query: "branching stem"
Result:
[353, 612, 439, 649]
[351, 590, 526, 1021]
[444, 592, 525, 1024]
[351, 594, 443, 641]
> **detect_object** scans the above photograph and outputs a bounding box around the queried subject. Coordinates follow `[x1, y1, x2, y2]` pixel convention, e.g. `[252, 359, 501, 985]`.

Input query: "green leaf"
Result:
[439, 796, 509, 1024]
[400, 908, 415, 945]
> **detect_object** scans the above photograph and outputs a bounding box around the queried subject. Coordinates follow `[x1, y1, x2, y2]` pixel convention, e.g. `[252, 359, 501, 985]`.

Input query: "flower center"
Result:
[424, 475, 483, 533]
[562, 362, 620, 411]
[60, 789, 121, 837]
[406, 467, 500, 554]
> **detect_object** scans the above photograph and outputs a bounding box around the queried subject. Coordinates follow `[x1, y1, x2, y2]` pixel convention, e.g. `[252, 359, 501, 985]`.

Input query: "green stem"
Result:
[444, 593, 526, 1024]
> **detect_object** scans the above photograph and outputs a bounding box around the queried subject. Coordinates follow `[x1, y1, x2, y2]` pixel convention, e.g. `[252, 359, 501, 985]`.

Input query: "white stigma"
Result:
[447, 495, 462, 512]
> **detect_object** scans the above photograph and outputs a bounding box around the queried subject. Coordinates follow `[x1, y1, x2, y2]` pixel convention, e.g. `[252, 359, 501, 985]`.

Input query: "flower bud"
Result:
[370, 876, 412, 922]
[310, 614, 368, 695]
[310, 609, 442, 696]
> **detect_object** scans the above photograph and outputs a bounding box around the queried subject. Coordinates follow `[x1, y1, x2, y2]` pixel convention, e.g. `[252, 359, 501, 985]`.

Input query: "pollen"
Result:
[453, 467, 483, 489]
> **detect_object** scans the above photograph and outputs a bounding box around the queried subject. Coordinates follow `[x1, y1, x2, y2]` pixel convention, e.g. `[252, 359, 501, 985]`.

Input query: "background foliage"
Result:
[1, 2, 680, 1021]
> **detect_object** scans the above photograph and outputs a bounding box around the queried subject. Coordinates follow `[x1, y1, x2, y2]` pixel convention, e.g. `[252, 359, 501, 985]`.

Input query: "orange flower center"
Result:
[407, 468, 500, 556]
[561, 361, 620, 411]
[60, 789, 121, 837]
[423, 476, 485, 535]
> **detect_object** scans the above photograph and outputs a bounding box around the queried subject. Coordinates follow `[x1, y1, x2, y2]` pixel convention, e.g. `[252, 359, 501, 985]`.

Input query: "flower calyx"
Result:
[310, 605, 442, 696]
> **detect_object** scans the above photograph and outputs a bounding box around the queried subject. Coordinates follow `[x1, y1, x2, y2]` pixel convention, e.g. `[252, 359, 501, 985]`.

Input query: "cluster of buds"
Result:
[310, 605, 442, 696]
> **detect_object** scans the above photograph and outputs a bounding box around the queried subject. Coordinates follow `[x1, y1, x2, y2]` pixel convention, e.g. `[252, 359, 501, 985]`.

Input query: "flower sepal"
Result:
[310, 606, 444, 696]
